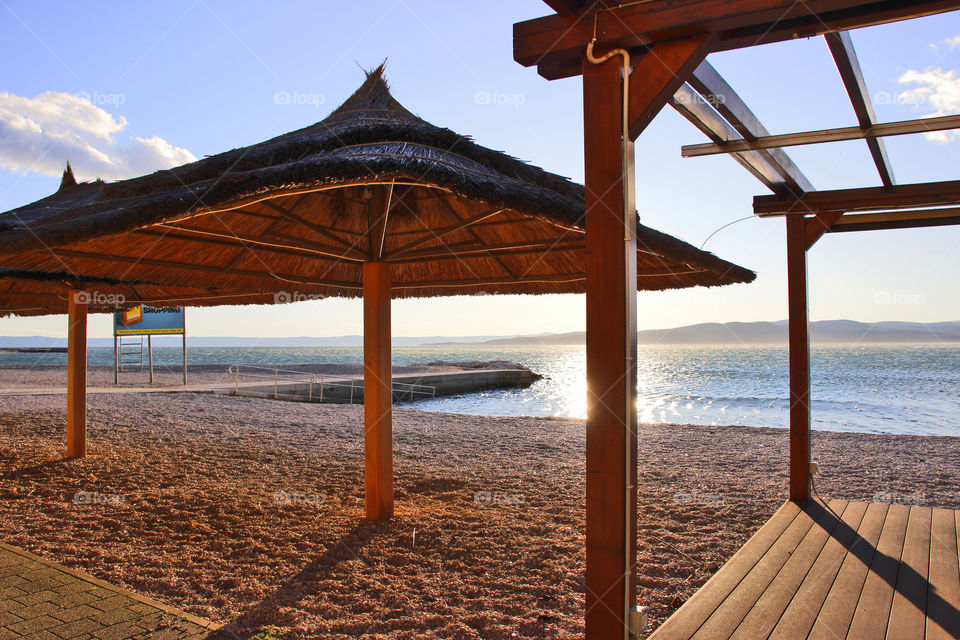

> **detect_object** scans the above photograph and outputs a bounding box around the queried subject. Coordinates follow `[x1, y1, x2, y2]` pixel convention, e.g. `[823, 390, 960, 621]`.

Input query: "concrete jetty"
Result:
[216, 368, 537, 404]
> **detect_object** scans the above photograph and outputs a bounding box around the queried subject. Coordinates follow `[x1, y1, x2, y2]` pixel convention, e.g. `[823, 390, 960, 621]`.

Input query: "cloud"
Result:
[897, 68, 960, 143]
[947, 35, 960, 49]
[0, 91, 196, 181]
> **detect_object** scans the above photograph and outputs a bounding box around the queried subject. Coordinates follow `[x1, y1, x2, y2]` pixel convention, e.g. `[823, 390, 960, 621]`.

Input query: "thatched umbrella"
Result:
[0, 66, 754, 517]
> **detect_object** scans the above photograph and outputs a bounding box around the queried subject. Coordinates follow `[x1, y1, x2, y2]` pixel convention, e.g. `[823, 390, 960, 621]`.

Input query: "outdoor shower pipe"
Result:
[586, 32, 636, 638]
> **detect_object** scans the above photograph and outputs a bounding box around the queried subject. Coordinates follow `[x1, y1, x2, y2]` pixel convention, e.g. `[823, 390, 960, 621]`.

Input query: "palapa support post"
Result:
[583, 51, 638, 639]
[363, 261, 393, 519]
[66, 295, 88, 459]
[363, 184, 394, 520]
[786, 215, 811, 501]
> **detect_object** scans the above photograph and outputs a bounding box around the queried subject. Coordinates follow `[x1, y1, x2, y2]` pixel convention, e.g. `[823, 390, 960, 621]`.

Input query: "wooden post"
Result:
[583, 53, 638, 639]
[787, 215, 811, 501]
[67, 296, 88, 459]
[363, 261, 393, 519]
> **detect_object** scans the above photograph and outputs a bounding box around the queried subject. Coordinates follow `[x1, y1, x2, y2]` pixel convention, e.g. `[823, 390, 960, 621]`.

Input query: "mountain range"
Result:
[2, 320, 959, 349]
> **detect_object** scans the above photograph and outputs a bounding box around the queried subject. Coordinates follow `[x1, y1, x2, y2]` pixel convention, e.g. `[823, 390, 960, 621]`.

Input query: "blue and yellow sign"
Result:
[113, 306, 185, 336]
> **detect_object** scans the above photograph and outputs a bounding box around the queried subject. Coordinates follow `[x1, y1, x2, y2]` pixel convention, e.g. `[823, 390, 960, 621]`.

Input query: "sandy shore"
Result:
[0, 384, 958, 638]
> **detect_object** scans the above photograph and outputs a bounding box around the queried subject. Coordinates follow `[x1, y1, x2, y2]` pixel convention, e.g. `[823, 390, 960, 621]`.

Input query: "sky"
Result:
[0, 1, 959, 339]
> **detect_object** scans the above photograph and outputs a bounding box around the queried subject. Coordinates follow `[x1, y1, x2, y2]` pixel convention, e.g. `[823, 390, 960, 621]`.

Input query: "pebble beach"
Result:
[1, 366, 958, 638]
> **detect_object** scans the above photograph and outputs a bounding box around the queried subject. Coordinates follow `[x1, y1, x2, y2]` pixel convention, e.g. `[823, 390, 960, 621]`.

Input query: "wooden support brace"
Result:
[805, 212, 845, 250]
[67, 295, 88, 459]
[628, 34, 714, 140]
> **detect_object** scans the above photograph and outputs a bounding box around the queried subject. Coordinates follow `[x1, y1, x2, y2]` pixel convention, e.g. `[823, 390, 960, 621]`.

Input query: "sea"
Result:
[2, 344, 958, 437]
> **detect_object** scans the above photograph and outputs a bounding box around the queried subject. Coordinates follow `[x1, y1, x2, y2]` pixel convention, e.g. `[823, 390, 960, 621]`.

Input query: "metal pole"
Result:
[182, 331, 187, 385]
[113, 334, 119, 385]
[148, 335, 153, 384]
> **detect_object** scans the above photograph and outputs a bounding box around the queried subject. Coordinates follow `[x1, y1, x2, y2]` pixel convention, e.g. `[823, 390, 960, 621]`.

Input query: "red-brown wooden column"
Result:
[583, 53, 638, 639]
[786, 215, 811, 501]
[363, 261, 393, 519]
[66, 295, 88, 459]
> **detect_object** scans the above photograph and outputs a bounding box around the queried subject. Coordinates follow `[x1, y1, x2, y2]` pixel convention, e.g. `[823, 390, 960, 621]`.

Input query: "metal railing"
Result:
[227, 364, 436, 403]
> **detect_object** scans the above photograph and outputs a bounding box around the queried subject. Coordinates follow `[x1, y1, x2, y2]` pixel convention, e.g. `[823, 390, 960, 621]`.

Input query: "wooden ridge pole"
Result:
[786, 215, 811, 501]
[583, 50, 638, 639]
[66, 295, 88, 459]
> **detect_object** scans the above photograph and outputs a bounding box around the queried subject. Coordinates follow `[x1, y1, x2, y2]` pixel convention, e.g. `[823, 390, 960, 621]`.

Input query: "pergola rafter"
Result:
[826, 31, 895, 186]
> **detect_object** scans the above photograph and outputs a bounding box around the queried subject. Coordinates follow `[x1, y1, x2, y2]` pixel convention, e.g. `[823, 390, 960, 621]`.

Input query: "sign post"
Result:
[113, 306, 187, 384]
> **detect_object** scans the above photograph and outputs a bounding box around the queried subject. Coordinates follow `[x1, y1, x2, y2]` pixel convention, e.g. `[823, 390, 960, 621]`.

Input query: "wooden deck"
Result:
[649, 499, 960, 640]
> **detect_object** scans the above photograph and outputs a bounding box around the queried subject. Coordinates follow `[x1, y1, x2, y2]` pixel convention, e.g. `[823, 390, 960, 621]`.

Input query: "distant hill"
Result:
[0, 334, 536, 349]
[3, 321, 959, 349]
[440, 320, 960, 345]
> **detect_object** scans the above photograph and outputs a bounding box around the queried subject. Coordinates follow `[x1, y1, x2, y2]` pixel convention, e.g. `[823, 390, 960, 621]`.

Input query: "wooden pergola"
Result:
[514, 1, 959, 637]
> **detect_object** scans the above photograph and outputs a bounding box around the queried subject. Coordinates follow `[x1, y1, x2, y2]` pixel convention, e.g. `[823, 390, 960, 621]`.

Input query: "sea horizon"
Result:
[3, 342, 957, 439]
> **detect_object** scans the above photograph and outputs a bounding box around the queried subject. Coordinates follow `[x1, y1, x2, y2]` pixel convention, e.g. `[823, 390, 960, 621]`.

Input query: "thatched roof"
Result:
[0, 268, 278, 317]
[0, 66, 754, 306]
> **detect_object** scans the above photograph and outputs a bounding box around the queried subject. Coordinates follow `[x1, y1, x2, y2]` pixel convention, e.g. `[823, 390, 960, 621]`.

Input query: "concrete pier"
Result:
[218, 368, 537, 404]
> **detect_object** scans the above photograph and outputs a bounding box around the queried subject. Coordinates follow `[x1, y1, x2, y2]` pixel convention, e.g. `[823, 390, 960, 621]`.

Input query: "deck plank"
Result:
[649, 501, 959, 640]
[924, 508, 960, 640]
[690, 501, 821, 639]
[767, 500, 869, 640]
[648, 501, 802, 640]
[729, 500, 850, 639]
[807, 501, 890, 640]
[887, 505, 933, 639]
[846, 503, 911, 640]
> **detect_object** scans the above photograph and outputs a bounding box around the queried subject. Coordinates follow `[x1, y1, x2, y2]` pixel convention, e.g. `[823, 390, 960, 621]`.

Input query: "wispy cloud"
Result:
[0, 91, 195, 181]
[897, 68, 960, 143]
[946, 35, 960, 50]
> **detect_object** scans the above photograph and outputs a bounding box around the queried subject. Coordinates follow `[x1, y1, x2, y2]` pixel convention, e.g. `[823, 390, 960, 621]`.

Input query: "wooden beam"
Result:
[786, 215, 810, 501]
[142, 226, 369, 263]
[367, 185, 393, 260]
[687, 61, 814, 194]
[390, 268, 707, 290]
[516, 0, 957, 76]
[363, 261, 393, 520]
[672, 84, 796, 195]
[825, 31, 895, 186]
[825, 207, 960, 232]
[50, 249, 361, 290]
[430, 192, 519, 279]
[583, 51, 637, 640]
[541, 0, 580, 15]
[388, 238, 583, 262]
[627, 35, 714, 140]
[682, 112, 960, 157]
[66, 295, 87, 459]
[755, 179, 960, 216]
[259, 200, 359, 250]
[385, 208, 506, 258]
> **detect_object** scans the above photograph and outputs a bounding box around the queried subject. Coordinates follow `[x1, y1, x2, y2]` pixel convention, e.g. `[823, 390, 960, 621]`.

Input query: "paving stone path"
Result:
[0, 542, 223, 639]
